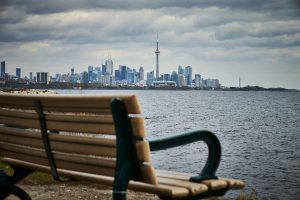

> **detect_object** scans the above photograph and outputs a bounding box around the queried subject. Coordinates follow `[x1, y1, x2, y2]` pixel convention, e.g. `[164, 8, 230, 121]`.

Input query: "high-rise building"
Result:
[178, 74, 186, 87]
[139, 65, 144, 81]
[119, 65, 127, 80]
[88, 66, 93, 81]
[147, 71, 154, 86]
[105, 58, 113, 75]
[155, 35, 160, 80]
[71, 68, 74, 76]
[114, 70, 120, 81]
[37, 72, 49, 84]
[185, 66, 192, 86]
[163, 74, 171, 81]
[29, 72, 33, 80]
[16, 68, 21, 79]
[171, 71, 178, 86]
[195, 74, 202, 88]
[102, 64, 106, 75]
[81, 71, 89, 84]
[1, 61, 5, 76]
[178, 65, 184, 75]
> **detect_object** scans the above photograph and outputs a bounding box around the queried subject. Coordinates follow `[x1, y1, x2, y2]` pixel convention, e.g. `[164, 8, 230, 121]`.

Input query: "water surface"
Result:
[57, 89, 300, 200]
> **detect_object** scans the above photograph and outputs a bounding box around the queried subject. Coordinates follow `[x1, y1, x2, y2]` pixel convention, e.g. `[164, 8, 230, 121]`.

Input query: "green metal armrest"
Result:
[149, 130, 221, 182]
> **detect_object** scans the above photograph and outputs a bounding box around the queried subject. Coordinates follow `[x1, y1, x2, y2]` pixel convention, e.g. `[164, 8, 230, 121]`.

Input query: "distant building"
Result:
[171, 71, 179, 85]
[37, 72, 49, 84]
[114, 70, 120, 81]
[100, 64, 105, 75]
[162, 74, 171, 81]
[119, 65, 127, 80]
[88, 66, 93, 81]
[147, 71, 154, 86]
[195, 74, 202, 88]
[205, 79, 220, 89]
[185, 66, 192, 86]
[139, 66, 144, 81]
[153, 81, 176, 87]
[81, 71, 89, 84]
[1, 61, 5, 76]
[29, 72, 33, 80]
[178, 65, 184, 75]
[16, 68, 21, 79]
[105, 58, 113, 75]
[178, 74, 186, 87]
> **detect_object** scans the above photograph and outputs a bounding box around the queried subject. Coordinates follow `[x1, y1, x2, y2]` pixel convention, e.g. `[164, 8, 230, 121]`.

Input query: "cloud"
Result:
[0, 0, 300, 89]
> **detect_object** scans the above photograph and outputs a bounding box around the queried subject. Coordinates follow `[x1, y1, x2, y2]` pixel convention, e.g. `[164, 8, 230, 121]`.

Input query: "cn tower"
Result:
[155, 34, 160, 80]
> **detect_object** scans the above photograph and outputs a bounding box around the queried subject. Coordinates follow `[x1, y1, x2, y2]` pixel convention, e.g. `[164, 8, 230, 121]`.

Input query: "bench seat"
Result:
[3, 158, 244, 199]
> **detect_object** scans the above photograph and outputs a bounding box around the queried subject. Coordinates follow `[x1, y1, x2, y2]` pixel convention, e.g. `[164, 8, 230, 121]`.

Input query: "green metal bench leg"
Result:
[0, 168, 33, 200]
[111, 98, 140, 200]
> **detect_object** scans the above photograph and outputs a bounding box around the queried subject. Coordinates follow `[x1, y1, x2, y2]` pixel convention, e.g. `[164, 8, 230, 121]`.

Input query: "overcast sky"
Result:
[1, 0, 300, 89]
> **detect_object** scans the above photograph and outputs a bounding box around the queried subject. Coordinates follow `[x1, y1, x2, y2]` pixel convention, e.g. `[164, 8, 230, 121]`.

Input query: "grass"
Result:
[0, 159, 55, 184]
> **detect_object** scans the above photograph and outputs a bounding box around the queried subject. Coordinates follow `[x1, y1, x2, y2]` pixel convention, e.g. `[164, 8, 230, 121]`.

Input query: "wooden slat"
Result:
[0, 133, 43, 148]
[0, 126, 117, 157]
[0, 108, 37, 119]
[156, 170, 230, 191]
[158, 177, 208, 195]
[45, 113, 114, 123]
[136, 140, 151, 162]
[140, 163, 157, 185]
[0, 142, 116, 176]
[0, 150, 49, 166]
[0, 94, 141, 114]
[218, 178, 245, 189]
[46, 121, 115, 134]
[0, 116, 40, 129]
[51, 141, 116, 157]
[130, 117, 147, 138]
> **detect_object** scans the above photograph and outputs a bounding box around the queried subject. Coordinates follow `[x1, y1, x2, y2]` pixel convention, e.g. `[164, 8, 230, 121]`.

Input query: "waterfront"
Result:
[57, 89, 300, 200]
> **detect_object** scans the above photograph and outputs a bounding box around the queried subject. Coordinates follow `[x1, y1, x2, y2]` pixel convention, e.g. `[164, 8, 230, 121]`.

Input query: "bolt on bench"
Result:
[0, 94, 244, 200]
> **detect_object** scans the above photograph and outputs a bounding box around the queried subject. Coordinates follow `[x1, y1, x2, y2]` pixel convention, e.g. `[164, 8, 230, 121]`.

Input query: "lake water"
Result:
[57, 89, 300, 200]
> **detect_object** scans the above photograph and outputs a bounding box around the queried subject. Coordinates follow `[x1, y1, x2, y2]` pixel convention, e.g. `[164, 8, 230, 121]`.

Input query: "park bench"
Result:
[0, 93, 245, 200]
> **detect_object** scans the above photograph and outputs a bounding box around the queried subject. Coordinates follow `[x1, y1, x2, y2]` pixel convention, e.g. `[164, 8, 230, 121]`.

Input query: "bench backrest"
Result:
[0, 94, 157, 184]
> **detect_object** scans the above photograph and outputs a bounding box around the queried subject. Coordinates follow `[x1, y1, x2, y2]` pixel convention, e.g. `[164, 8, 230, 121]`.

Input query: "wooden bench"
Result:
[0, 93, 245, 200]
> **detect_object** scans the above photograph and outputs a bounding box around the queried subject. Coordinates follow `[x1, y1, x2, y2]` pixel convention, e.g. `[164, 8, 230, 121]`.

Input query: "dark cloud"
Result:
[1, 0, 299, 14]
[0, 0, 300, 89]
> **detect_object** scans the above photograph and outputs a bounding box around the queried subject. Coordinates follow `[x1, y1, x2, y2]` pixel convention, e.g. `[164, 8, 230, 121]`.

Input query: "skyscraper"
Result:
[139, 65, 144, 81]
[16, 68, 21, 79]
[155, 35, 160, 80]
[147, 71, 154, 86]
[178, 65, 184, 75]
[185, 66, 192, 86]
[1, 61, 5, 76]
[105, 58, 113, 75]
[37, 72, 49, 84]
[88, 66, 93, 81]
[195, 74, 202, 88]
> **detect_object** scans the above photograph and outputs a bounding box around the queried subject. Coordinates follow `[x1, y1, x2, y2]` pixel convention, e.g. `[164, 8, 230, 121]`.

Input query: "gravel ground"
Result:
[6, 182, 159, 200]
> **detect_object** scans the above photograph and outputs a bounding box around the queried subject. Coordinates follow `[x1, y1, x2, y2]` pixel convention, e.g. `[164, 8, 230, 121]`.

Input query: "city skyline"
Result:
[0, 1, 300, 89]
